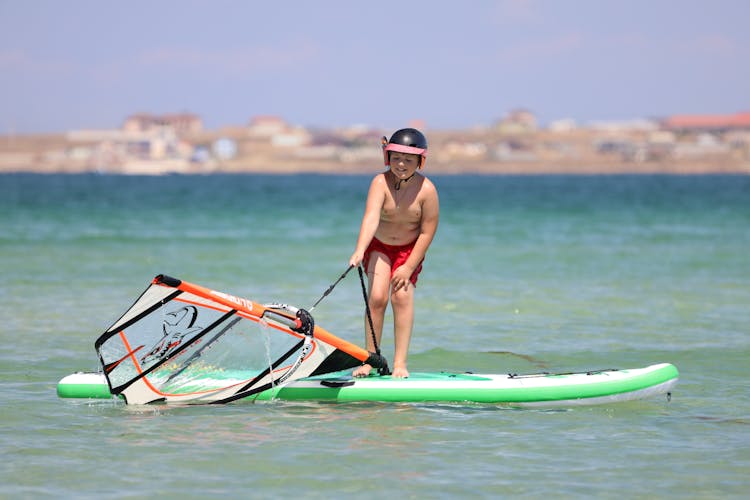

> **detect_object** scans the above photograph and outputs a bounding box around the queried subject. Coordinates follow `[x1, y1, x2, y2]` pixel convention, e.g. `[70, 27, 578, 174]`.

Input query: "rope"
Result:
[309, 265, 353, 311]
[357, 265, 381, 357]
[308, 264, 388, 375]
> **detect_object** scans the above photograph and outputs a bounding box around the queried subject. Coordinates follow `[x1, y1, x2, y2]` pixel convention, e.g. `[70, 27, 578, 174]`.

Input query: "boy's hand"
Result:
[349, 252, 363, 268]
[391, 266, 413, 292]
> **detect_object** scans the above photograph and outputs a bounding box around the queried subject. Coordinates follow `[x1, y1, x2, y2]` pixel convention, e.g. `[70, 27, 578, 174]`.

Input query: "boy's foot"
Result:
[352, 364, 372, 377]
[392, 366, 409, 378]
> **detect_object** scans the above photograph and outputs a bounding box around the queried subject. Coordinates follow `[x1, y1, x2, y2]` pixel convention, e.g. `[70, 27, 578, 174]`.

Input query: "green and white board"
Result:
[58, 362, 678, 407]
[66, 275, 680, 407]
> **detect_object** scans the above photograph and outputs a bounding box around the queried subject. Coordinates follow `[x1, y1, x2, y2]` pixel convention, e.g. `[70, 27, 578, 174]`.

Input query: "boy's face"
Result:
[389, 152, 421, 178]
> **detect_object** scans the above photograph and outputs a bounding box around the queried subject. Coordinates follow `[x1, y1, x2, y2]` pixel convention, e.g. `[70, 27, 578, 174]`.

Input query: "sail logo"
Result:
[210, 290, 254, 311]
[141, 306, 203, 364]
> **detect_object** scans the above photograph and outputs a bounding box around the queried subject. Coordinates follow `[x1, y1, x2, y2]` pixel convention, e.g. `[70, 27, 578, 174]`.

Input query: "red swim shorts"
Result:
[363, 237, 424, 286]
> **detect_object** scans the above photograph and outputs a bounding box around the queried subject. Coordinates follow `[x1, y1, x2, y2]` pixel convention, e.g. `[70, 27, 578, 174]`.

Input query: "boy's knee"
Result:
[369, 292, 389, 310]
[390, 291, 413, 309]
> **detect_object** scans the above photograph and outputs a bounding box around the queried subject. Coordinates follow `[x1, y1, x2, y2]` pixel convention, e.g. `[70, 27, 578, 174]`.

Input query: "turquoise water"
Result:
[1, 173, 748, 498]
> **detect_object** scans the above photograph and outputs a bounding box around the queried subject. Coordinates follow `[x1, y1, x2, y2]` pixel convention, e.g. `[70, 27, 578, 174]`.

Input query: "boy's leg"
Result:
[390, 285, 414, 378]
[353, 252, 391, 377]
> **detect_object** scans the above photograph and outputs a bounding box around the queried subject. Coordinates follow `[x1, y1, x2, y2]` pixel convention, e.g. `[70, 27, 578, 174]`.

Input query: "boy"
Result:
[348, 128, 439, 378]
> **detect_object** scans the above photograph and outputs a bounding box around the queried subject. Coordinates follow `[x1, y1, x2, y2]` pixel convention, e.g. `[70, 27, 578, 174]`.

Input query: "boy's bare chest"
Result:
[382, 193, 422, 222]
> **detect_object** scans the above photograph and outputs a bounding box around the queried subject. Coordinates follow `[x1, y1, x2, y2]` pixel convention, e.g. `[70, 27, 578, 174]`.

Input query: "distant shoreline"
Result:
[2, 155, 749, 176]
[2, 165, 748, 176]
[2, 126, 749, 176]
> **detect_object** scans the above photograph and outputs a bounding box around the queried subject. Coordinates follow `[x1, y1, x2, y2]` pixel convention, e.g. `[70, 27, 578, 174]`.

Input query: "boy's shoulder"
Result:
[419, 173, 438, 191]
[371, 171, 389, 184]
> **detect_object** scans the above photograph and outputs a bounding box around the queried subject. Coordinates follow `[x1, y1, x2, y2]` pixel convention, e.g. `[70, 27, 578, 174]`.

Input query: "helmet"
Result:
[382, 128, 428, 168]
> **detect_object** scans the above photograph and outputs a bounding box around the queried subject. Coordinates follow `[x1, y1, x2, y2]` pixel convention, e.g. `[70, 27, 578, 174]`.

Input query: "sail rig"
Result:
[95, 275, 387, 404]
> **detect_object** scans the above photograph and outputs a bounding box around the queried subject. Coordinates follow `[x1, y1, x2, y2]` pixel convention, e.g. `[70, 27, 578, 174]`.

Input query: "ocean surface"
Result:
[1, 173, 748, 498]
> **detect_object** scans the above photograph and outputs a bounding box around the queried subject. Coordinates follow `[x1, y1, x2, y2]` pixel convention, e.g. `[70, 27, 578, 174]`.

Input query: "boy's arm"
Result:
[350, 175, 385, 267]
[393, 181, 439, 287]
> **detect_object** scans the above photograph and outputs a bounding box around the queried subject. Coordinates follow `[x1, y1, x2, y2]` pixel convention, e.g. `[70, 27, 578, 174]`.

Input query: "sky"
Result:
[1, 0, 748, 134]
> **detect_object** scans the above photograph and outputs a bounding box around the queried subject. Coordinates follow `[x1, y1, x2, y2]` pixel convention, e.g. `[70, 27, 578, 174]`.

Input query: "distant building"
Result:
[246, 115, 311, 148]
[271, 129, 311, 148]
[212, 138, 238, 160]
[495, 109, 537, 133]
[123, 113, 203, 134]
[548, 119, 577, 132]
[247, 115, 289, 137]
[587, 119, 658, 132]
[662, 112, 750, 134]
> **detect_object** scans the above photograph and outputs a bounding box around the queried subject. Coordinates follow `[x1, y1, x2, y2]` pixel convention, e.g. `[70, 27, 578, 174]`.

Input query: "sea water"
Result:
[0, 173, 748, 498]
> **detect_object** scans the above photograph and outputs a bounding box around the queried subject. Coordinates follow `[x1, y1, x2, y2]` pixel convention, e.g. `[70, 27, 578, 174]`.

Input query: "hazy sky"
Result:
[1, 0, 748, 133]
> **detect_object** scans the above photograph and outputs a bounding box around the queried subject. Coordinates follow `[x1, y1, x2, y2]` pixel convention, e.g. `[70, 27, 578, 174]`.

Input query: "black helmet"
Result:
[382, 128, 428, 167]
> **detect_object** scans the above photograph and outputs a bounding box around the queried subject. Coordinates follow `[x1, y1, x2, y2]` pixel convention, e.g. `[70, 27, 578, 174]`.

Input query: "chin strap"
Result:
[395, 172, 416, 191]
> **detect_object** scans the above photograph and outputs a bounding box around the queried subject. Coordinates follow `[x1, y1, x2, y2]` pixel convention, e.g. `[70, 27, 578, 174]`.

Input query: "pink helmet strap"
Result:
[384, 143, 427, 157]
[382, 142, 427, 168]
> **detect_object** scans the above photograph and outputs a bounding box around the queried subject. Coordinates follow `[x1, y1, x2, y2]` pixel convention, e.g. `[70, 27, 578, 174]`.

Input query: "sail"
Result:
[95, 275, 386, 404]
